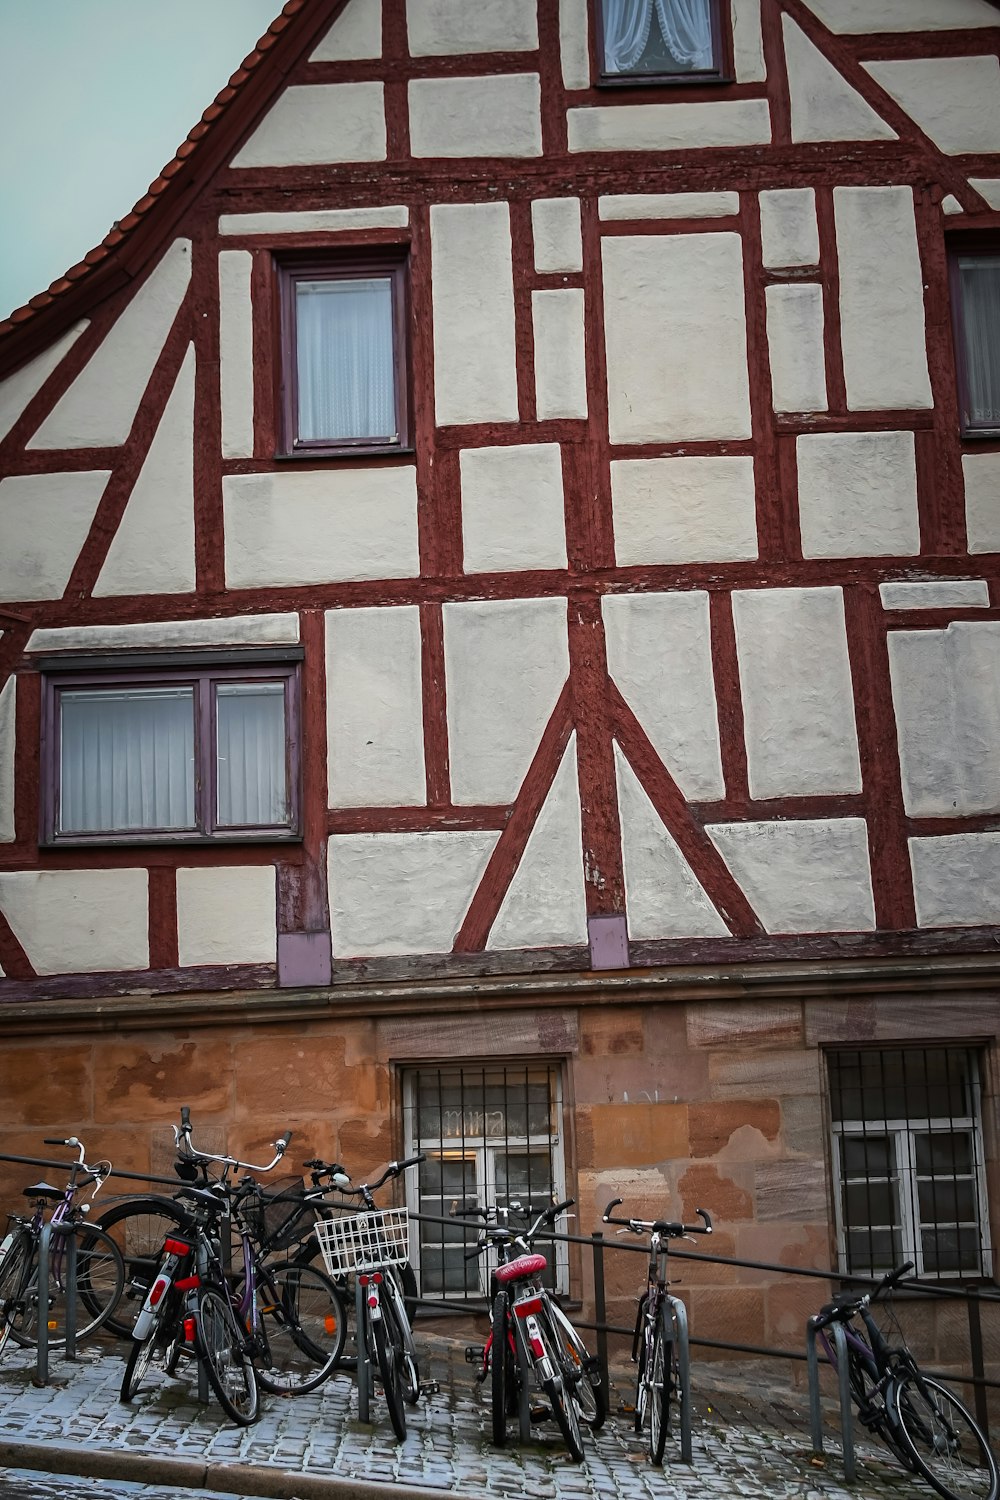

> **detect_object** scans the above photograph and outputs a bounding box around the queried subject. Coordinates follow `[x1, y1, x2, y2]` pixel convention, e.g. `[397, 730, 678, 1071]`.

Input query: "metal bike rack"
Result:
[356, 1274, 370, 1423]
[667, 1293, 693, 1463]
[806, 1316, 856, 1484]
[32, 1221, 78, 1388]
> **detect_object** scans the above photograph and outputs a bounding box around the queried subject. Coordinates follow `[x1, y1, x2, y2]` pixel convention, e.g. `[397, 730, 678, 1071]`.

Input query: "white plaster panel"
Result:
[599, 193, 739, 221]
[732, 0, 766, 83]
[797, 430, 919, 559]
[0, 471, 109, 602]
[533, 290, 589, 421]
[963, 452, 1000, 553]
[231, 84, 386, 166]
[568, 100, 771, 152]
[782, 17, 896, 144]
[223, 468, 419, 586]
[603, 592, 725, 800]
[603, 235, 752, 443]
[409, 75, 542, 158]
[488, 738, 588, 949]
[803, 0, 998, 29]
[611, 456, 758, 565]
[880, 580, 989, 610]
[865, 58, 1000, 156]
[0, 870, 148, 975]
[0, 322, 88, 444]
[406, 0, 538, 54]
[910, 834, 1000, 928]
[888, 623, 1000, 817]
[95, 344, 196, 596]
[733, 588, 862, 798]
[326, 606, 427, 808]
[943, 195, 965, 216]
[220, 208, 409, 236]
[28, 614, 299, 653]
[431, 204, 519, 426]
[218, 252, 254, 460]
[708, 820, 876, 934]
[969, 181, 1000, 212]
[759, 189, 819, 269]
[29, 241, 191, 450]
[310, 0, 382, 59]
[0, 679, 14, 844]
[766, 284, 828, 413]
[559, 0, 591, 89]
[835, 187, 933, 412]
[176, 866, 276, 967]
[443, 598, 569, 804]
[615, 749, 728, 940]
[531, 199, 583, 273]
[461, 443, 567, 572]
[329, 830, 498, 955]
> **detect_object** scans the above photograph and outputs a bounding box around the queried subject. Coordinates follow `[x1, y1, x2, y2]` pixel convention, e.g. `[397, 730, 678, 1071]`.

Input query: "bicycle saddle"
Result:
[496, 1253, 547, 1283]
[23, 1181, 61, 1199]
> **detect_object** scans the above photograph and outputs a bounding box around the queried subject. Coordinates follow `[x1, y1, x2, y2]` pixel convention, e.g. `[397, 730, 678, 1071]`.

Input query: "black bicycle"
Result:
[810, 1261, 998, 1500]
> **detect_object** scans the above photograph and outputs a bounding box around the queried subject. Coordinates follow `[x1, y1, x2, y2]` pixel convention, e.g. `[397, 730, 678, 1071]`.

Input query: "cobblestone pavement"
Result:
[0, 1334, 917, 1500]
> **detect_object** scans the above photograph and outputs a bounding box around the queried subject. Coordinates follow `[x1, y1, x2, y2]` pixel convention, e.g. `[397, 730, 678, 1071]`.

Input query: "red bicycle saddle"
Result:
[496, 1253, 547, 1283]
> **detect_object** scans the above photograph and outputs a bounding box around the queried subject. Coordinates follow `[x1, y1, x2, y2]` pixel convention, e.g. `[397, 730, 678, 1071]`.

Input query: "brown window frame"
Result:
[592, 0, 729, 88]
[39, 649, 303, 848]
[948, 235, 1000, 440]
[276, 252, 411, 459]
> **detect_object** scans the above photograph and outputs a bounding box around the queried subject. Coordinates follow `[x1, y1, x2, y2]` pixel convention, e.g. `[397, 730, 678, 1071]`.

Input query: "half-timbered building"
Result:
[3, 0, 1000, 1359]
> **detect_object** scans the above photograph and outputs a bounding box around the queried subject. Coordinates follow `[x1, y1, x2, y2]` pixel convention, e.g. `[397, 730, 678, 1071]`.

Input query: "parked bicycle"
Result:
[0, 1138, 124, 1354]
[311, 1154, 427, 1440]
[810, 1261, 998, 1500]
[603, 1197, 712, 1465]
[459, 1197, 599, 1462]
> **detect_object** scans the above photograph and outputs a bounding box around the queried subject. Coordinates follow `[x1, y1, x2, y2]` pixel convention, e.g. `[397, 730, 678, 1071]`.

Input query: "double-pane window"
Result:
[597, 0, 721, 81]
[952, 252, 1000, 434]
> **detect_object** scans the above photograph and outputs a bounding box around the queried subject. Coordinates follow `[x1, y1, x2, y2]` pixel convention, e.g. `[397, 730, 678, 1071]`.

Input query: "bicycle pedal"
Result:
[419, 1381, 440, 1397]
[529, 1405, 550, 1424]
[465, 1345, 485, 1365]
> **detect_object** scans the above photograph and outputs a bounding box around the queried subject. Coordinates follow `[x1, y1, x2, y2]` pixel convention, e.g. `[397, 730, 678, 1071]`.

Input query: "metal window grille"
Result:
[828, 1047, 993, 1279]
[402, 1063, 566, 1300]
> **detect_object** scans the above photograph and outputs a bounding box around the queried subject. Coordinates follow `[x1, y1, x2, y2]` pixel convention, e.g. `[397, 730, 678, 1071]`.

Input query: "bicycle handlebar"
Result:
[810, 1261, 915, 1328]
[602, 1198, 713, 1237]
[40, 1136, 112, 1197]
[172, 1106, 292, 1174]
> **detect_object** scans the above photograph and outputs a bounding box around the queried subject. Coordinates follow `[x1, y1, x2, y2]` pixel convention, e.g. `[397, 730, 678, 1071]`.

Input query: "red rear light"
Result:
[148, 1276, 169, 1307]
[514, 1295, 544, 1319]
[183, 1316, 196, 1341]
[164, 1238, 190, 1256]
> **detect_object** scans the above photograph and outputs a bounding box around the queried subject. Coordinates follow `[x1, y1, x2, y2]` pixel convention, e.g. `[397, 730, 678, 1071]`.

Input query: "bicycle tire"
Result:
[196, 1284, 260, 1426]
[845, 1342, 917, 1472]
[648, 1314, 670, 1466]
[891, 1372, 999, 1500]
[373, 1304, 407, 1441]
[11, 1225, 125, 1348]
[538, 1310, 585, 1462]
[548, 1297, 605, 1430]
[253, 1262, 346, 1395]
[382, 1270, 419, 1405]
[491, 1292, 510, 1447]
[633, 1294, 649, 1433]
[92, 1197, 187, 1339]
[121, 1318, 167, 1402]
[0, 1231, 33, 1357]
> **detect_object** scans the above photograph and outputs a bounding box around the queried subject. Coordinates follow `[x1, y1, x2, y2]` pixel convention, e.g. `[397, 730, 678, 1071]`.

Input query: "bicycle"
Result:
[312, 1154, 426, 1441]
[0, 1137, 124, 1353]
[603, 1197, 712, 1466]
[809, 1261, 999, 1500]
[459, 1197, 593, 1462]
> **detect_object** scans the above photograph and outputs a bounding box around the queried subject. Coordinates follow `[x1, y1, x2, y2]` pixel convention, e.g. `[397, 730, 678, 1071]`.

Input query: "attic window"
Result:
[596, 0, 724, 84]
[950, 247, 1000, 437]
[277, 254, 410, 457]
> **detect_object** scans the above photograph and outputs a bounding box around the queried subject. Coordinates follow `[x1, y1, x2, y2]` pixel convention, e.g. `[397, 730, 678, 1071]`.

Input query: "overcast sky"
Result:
[0, 0, 279, 320]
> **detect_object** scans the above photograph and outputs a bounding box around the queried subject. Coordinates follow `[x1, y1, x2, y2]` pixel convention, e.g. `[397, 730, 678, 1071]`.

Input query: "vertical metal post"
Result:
[356, 1275, 370, 1422]
[966, 1287, 990, 1439]
[591, 1232, 609, 1398]
[670, 1294, 693, 1463]
[832, 1320, 856, 1483]
[33, 1223, 51, 1387]
[806, 1318, 824, 1456]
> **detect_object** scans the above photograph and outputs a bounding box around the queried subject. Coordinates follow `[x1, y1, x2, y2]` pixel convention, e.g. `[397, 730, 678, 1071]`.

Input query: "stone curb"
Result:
[0, 1440, 472, 1500]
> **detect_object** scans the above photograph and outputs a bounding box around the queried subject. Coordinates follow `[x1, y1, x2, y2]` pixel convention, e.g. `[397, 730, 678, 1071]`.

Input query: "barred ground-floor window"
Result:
[828, 1046, 993, 1279]
[401, 1062, 567, 1299]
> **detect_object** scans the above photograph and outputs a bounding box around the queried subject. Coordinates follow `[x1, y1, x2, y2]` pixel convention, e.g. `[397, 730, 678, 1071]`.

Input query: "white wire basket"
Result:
[313, 1208, 410, 1275]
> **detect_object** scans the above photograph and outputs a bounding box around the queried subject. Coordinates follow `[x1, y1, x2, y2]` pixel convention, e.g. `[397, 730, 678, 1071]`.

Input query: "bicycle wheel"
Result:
[196, 1284, 259, 1426]
[121, 1309, 175, 1403]
[12, 1225, 124, 1347]
[373, 1302, 407, 1441]
[891, 1372, 998, 1500]
[254, 1262, 346, 1395]
[0, 1231, 33, 1357]
[633, 1295, 649, 1433]
[491, 1292, 511, 1447]
[383, 1271, 419, 1405]
[538, 1311, 585, 1462]
[846, 1342, 917, 1472]
[548, 1298, 605, 1430]
[648, 1314, 670, 1466]
[93, 1197, 187, 1339]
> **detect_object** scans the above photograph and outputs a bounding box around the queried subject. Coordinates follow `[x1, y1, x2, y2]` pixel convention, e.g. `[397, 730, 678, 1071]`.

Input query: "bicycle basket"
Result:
[313, 1208, 410, 1275]
[243, 1177, 311, 1251]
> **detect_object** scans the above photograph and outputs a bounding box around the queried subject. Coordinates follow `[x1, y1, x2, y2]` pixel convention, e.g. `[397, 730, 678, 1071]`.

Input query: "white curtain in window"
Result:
[59, 687, 194, 833]
[216, 682, 287, 828]
[959, 256, 1000, 427]
[602, 0, 713, 73]
[296, 277, 396, 442]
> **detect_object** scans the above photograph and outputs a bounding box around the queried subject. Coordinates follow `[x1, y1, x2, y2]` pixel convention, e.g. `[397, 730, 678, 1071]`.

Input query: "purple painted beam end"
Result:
[588, 914, 630, 971]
